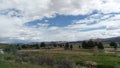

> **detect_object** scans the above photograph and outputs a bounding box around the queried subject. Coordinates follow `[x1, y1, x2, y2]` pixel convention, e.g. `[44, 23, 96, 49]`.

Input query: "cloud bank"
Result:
[0, 0, 120, 43]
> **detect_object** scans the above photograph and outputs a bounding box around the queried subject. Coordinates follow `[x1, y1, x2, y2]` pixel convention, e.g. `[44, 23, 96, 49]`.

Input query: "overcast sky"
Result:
[0, 0, 120, 43]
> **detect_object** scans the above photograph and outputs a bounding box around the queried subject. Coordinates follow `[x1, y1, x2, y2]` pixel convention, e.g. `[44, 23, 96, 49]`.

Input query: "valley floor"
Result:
[0, 47, 120, 68]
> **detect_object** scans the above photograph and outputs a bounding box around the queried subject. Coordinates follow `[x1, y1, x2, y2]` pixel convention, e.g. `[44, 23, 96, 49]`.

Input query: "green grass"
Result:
[0, 62, 50, 68]
[0, 51, 120, 68]
[18, 48, 120, 68]
[0, 43, 120, 68]
[0, 53, 51, 68]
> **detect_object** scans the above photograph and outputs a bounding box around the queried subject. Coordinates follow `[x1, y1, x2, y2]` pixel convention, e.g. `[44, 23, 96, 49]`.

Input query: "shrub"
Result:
[76, 61, 84, 66]
[32, 56, 55, 66]
[110, 42, 118, 50]
[57, 59, 76, 68]
[18, 53, 29, 58]
[3, 45, 18, 54]
[97, 42, 104, 50]
[64, 43, 70, 50]
[97, 64, 114, 68]
[40, 42, 46, 48]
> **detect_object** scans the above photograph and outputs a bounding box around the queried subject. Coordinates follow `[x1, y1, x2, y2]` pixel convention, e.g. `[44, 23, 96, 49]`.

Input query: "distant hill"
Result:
[69, 37, 120, 43]
[91, 37, 120, 42]
[0, 37, 120, 44]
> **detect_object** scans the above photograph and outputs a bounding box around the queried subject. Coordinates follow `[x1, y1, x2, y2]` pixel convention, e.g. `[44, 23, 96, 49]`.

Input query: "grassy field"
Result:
[0, 43, 120, 68]
[18, 48, 120, 68]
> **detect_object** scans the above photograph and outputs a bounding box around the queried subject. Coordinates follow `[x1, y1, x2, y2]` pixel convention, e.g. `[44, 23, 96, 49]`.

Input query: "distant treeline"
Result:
[2, 41, 119, 54]
[12, 41, 118, 50]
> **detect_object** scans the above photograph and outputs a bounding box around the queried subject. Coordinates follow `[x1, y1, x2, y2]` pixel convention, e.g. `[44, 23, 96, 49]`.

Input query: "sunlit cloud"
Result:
[0, 0, 120, 43]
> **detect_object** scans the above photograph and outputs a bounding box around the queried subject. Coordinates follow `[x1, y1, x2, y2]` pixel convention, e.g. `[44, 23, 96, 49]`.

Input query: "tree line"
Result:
[3, 41, 119, 54]
[15, 41, 118, 50]
[81, 40, 118, 50]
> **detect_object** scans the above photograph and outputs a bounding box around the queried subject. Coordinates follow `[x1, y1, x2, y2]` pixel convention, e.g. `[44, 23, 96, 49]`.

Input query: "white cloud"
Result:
[1, 0, 120, 20]
[0, 0, 120, 43]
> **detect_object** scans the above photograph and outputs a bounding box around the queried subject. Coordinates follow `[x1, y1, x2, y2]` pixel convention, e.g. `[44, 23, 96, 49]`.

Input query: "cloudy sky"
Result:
[0, 0, 120, 43]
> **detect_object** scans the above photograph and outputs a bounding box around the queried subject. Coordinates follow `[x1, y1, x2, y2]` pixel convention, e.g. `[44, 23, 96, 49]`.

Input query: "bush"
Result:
[40, 42, 46, 47]
[82, 40, 95, 49]
[32, 56, 55, 66]
[76, 61, 84, 66]
[18, 53, 29, 58]
[97, 64, 114, 68]
[15, 57, 23, 63]
[97, 42, 104, 50]
[4, 54, 15, 61]
[64, 43, 70, 50]
[110, 42, 118, 50]
[57, 59, 76, 68]
[3, 45, 18, 54]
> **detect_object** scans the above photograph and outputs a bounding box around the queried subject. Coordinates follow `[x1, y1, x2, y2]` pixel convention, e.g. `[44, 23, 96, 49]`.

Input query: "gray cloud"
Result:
[0, 0, 120, 43]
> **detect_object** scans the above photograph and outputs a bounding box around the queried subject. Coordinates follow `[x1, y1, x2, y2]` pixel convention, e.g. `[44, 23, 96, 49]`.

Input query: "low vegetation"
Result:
[0, 41, 120, 68]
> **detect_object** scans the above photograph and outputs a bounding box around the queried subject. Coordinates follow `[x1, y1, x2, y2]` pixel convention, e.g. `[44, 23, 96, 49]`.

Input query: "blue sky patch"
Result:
[25, 10, 99, 27]
[80, 26, 106, 32]
[0, 8, 23, 17]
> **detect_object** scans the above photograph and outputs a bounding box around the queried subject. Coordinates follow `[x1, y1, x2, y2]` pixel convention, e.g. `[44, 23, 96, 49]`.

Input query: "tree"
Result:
[35, 44, 40, 49]
[64, 43, 69, 50]
[87, 40, 95, 49]
[94, 42, 98, 46]
[79, 45, 81, 48]
[3, 45, 18, 54]
[82, 41, 87, 49]
[97, 42, 104, 50]
[53, 44, 57, 48]
[16, 44, 22, 50]
[58, 44, 63, 48]
[21, 44, 28, 49]
[40, 42, 46, 48]
[110, 42, 117, 50]
[70, 45, 73, 50]
[82, 40, 96, 49]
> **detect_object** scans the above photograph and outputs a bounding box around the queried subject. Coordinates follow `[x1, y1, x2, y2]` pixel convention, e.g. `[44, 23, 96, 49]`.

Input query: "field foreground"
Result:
[0, 48, 120, 68]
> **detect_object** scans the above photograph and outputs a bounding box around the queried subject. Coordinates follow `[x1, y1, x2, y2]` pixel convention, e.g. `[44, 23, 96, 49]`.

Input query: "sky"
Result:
[0, 0, 120, 43]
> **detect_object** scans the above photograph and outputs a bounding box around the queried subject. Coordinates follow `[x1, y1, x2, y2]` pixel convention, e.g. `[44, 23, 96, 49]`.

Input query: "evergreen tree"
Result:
[70, 45, 73, 50]
[110, 42, 117, 50]
[40, 42, 46, 48]
[58, 44, 63, 48]
[88, 40, 95, 49]
[35, 44, 40, 49]
[97, 42, 104, 50]
[64, 42, 69, 50]
[21, 44, 27, 49]
[53, 44, 57, 47]
[17, 44, 22, 50]
[82, 40, 96, 49]
[82, 41, 87, 49]
[79, 45, 81, 48]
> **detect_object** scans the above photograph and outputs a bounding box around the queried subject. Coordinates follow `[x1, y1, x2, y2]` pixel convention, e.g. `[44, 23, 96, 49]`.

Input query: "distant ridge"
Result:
[0, 36, 120, 44]
[91, 36, 120, 42]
